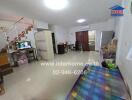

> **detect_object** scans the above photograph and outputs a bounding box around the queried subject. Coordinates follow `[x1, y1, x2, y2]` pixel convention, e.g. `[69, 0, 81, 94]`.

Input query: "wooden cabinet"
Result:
[0, 52, 13, 75]
[58, 44, 65, 54]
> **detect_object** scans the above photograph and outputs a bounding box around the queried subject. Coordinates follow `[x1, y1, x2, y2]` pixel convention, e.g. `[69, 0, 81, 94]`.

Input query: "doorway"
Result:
[52, 33, 56, 53]
[76, 30, 96, 51]
[100, 31, 114, 48]
[88, 31, 96, 51]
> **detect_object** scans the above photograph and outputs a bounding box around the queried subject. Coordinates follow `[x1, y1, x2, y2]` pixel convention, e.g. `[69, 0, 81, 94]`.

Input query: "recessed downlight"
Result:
[77, 19, 86, 23]
[44, 0, 68, 10]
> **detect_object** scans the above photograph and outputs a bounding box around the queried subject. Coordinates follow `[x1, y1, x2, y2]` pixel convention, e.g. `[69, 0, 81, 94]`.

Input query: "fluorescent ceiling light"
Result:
[77, 19, 86, 23]
[44, 0, 68, 10]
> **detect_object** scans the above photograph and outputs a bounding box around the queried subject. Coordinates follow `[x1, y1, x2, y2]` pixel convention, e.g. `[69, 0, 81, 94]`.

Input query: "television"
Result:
[16, 41, 32, 50]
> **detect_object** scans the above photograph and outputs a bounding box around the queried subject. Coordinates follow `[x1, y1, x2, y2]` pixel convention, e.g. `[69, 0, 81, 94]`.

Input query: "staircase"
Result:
[0, 64, 13, 76]
[0, 18, 33, 76]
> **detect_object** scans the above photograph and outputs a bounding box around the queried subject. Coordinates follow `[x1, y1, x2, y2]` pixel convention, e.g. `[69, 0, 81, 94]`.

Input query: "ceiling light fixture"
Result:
[77, 19, 86, 23]
[44, 0, 68, 10]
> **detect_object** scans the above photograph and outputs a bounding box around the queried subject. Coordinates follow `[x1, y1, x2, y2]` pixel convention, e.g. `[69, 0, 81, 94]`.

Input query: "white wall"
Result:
[68, 18, 116, 51]
[0, 20, 31, 42]
[114, 17, 121, 39]
[116, 0, 132, 96]
[0, 32, 7, 50]
[51, 25, 68, 44]
[0, 20, 14, 28]
[34, 20, 48, 29]
[0, 19, 49, 50]
[0, 20, 14, 50]
[50, 25, 69, 53]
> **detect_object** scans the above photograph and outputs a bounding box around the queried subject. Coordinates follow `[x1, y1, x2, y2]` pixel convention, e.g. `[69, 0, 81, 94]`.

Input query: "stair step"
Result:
[0, 64, 10, 70]
[1, 68, 13, 76]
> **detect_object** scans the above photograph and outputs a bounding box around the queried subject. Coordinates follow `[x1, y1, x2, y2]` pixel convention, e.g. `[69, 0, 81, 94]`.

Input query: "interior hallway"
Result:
[1, 51, 100, 100]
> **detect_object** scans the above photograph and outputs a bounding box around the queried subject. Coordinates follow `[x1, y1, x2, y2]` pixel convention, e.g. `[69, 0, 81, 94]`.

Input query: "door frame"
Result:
[88, 30, 96, 51]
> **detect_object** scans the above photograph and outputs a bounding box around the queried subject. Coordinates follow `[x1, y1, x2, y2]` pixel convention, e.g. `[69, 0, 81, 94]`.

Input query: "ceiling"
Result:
[0, 0, 122, 27]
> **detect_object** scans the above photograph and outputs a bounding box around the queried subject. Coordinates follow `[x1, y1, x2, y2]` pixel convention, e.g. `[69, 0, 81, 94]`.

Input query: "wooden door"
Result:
[76, 31, 89, 51]
[82, 31, 89, 51]
[76, 32, 83, 43]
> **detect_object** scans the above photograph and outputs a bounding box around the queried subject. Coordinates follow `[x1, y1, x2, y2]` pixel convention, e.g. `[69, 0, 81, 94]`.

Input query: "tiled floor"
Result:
[1, 51, 100, 100]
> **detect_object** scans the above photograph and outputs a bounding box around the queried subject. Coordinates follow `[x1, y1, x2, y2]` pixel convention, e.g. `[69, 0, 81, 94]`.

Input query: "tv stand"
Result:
[9, 48, 37, 66]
